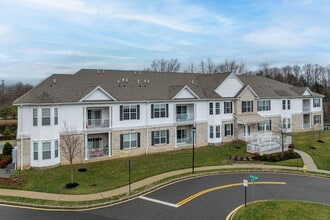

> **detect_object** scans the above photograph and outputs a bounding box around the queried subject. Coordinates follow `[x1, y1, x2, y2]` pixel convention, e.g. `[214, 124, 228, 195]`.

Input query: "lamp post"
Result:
[192, 126, 196, 174]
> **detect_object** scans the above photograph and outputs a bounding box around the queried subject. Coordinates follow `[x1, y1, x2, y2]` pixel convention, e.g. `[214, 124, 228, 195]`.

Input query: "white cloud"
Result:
[242, 27, 324, 49]
[44, 50, 134, 60]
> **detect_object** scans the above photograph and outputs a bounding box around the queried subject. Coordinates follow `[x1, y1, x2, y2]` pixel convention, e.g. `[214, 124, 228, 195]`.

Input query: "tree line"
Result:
[145, 58, 330, 122]
[0, 82, 33, 119]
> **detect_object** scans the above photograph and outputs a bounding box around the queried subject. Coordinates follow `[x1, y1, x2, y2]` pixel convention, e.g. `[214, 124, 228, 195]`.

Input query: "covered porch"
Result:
[85, 132, 111, 159]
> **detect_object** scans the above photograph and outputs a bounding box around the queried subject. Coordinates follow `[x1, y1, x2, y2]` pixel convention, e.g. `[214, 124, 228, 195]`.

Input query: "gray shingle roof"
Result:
[14, 69, 322, 105]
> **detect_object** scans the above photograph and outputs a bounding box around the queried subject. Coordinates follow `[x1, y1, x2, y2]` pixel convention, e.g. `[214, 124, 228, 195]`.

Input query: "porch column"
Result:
[84, 133, 88, 160]
[108, 132, 111, 156]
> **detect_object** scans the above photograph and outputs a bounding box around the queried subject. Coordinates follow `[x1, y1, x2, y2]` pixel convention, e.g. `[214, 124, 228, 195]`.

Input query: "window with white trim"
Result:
[215, 102, 220, 114]
[42, 108, 51, 126]
[177, 129, 187, 144]
[314, 115, 321, 124]
[282, 99, 291, 110]
[54, 140, 59, 158]
[209, 103, 213, 115]
[242, 101, 253, 113]
[258, 120, 271, 132]
[120, 133, 140, 149]
[120, 105, 140, 120]
[54, 108, 58, 125]
[33, 108, 38, 126]
[151, 104, 168, 118]
[152, 130, 169, 145]
[282, 118, 291, 129]
[257, 100, 271, 111]
[42, 142, 51, 160]
[215, 125, 221, 138]
[224, 124, 233, 136]
[33, 142, 38, 160]
[209, 126, 214, 139]
[313, 98, 320, 108]
[224, 102, 232, 114]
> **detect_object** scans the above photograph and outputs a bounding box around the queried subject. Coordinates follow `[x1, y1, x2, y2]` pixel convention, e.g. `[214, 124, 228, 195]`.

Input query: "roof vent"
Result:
[102, 69, 105, 74]
[53, 78, 56, 84]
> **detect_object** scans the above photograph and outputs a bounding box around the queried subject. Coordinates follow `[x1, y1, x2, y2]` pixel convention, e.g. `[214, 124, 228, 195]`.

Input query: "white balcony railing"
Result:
[177, 137, 192, 144]
[303, 106, 310, 112]
[176, 113, 194, 122]
[87, 146, 109, 158]
[86, 118, 109, 129]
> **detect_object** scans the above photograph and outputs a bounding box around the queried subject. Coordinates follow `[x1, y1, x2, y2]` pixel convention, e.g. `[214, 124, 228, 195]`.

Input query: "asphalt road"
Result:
[1, 173, 329, 220]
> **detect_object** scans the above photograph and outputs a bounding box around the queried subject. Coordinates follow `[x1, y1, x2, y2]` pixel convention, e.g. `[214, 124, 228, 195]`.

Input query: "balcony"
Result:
[176, 113, 194, 122]
[87, 146, 109, 158]
[176, 104, 194, 122]
[303, 99, 310, 112]
[303, 106, 311, 112]
[86, 118, 109, 129]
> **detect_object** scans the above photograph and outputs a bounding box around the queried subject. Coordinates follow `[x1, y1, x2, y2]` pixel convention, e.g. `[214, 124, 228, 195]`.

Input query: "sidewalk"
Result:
[0, 151, 329, 203]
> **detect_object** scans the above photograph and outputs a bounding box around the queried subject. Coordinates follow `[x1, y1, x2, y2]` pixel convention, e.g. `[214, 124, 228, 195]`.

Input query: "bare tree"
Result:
[146, 58, 181, 72]
[61, 122, 82, 185]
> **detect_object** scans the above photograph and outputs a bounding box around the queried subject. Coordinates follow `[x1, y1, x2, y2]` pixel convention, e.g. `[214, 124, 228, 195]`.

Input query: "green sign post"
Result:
[249, 175, 259, 220]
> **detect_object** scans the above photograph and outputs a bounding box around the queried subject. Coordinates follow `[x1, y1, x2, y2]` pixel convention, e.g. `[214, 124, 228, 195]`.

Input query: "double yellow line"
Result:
[176, 181, 286, 207]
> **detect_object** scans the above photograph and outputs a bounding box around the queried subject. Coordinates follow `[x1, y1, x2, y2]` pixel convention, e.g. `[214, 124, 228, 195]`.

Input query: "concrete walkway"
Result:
[0, 150, 329, 203]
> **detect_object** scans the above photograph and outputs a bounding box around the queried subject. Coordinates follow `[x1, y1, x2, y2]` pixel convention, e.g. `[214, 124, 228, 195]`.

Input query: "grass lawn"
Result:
[9, 141, 252, 194]
[2, 131, 325, 196]
[233, 200, 330, 220]
[293, 130, 330, 170]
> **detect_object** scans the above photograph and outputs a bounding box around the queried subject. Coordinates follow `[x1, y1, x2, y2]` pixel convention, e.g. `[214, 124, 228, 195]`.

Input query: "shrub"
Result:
[0, 155, 12, 168]
[2, 142, 13, 156]
[2, 126, 11, 136]
[270, 153, 280, 162]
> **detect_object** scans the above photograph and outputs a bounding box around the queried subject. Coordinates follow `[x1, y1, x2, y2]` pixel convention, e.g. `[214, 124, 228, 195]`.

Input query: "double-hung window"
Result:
[151, 104, 168, 118]
[313, 98, 320, 108]
[242, 101, 253, 113]
[54, 108, 58, 125]
[42, 142, 51, 160]
[209, 103, 213, 115]
[120, 133, 140, 149]
[215, 125, 221, 138]
[54, 140, 59, 158]
[314, 115, 321, 124]
[224, 102, 232, 114]
[282, 118, 291, 129]
[258, 120, 272, 132]
[257, 100, 271, 111]
[209, 126, 214, 139]
[282, 100, 291, 110]
[33, 142, 38, 160]
[225, 124, 233, 136]
[120, 105, 140, 120]
[33, 108, 38, 126]
[152, 130, 169, 145]
[42, 108, 51, 126]
[215, 102, 220, 114]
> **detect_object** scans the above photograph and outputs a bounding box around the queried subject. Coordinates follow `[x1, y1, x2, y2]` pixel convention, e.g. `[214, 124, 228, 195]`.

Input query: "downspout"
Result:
[20, 105, 23, 170]
[145, 102, 149, 154]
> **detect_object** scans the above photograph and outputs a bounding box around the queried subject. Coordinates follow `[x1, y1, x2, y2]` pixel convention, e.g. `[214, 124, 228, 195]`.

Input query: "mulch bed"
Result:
[0, 177, 21, 186]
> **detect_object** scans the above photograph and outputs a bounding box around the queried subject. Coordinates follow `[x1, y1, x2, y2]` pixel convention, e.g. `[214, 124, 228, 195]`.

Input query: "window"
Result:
[42, 142, 51, 160]
[88, 137, 102, 149]
[209, 126, 214, 139]
[257, 100, 271, 111]
[120, 133, 140, 149]
[215, 102, 220, 115]
[120, 105, 140, 121]
[242, 101, 253, 113]
[209, 103, 213, 115]
[282, 100, 291, 110]
[33, 142, 38, 160]
[33, 108, 38, 126]
[54, 140, 59, 158]
[151, 104, 168, 118]
[258, 120, 272, 132]
[216, 126, 221, 138]
[313, 98, 320, 108]
[282, 118, 291, 129]
[314, 115, 321, 124]
[42, 108, 51, 126]
[152, 130, 169, 145]
[224, 102, 232, 114]
[54, 108, 58, 125]
[225, 124, 233, 136]
[177, 129, 187, 143]
[282, 100, 286, 110]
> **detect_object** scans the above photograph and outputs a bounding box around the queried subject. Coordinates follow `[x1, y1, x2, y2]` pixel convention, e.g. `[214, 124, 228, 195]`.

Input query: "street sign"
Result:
[243, 179, 248, 187]
[250, 175, 259, 182]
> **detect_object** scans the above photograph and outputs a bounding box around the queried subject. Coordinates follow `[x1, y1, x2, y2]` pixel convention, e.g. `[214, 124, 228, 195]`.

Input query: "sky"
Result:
[0, 0, 330, 85]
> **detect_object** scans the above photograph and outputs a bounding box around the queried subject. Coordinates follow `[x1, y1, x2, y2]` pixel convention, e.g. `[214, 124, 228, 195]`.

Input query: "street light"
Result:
[192, 126, 196, 174]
